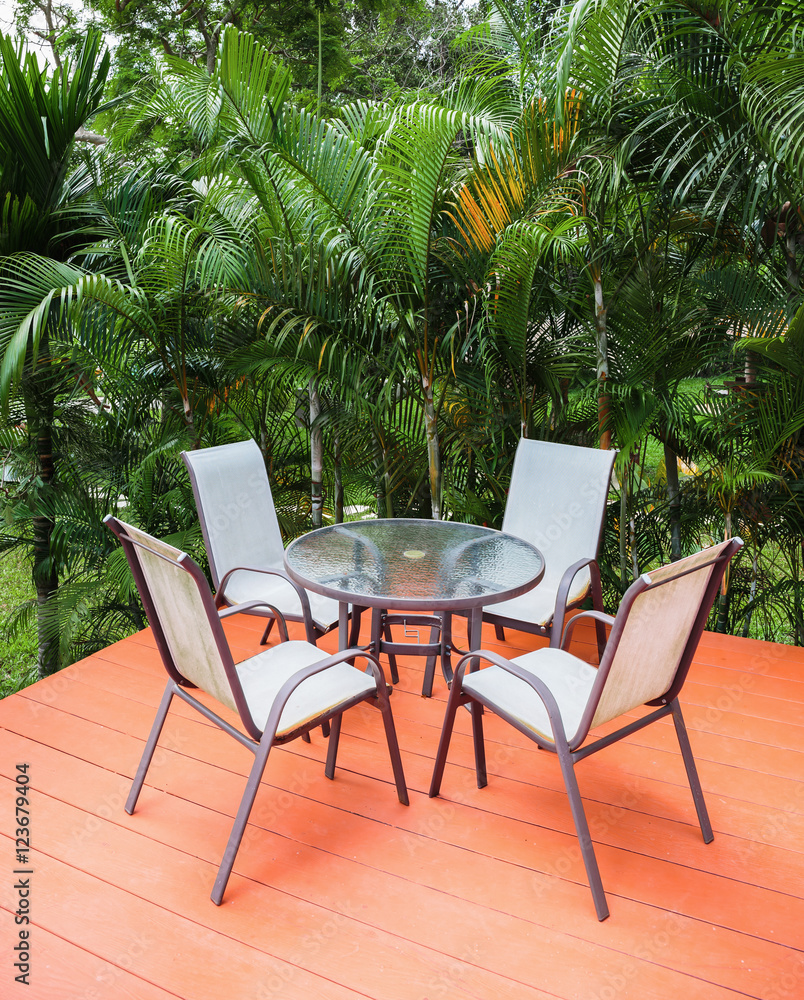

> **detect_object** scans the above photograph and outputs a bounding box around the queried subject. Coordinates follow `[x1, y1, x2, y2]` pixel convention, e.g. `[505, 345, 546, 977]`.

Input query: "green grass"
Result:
[0, 546, 37, 698]
[637, 377, 728, 480]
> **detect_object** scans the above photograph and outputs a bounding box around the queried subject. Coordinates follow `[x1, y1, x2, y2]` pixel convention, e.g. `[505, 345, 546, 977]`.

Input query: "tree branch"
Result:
[74, 128, 107, 146]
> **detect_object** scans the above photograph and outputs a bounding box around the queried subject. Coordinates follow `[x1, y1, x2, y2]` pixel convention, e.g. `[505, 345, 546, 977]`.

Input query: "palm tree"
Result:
[135, 28, 527, 521]
[0, 30, 109, 676]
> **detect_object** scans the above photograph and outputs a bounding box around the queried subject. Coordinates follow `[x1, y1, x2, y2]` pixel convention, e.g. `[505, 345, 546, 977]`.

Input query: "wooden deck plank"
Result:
[1, 836, 384, 1000]
[5, 657, 804, 872]
[20, 632, 804, 776]
[0, 920, 183, 1000]
[1, 737, 795, 1000]
[2, 613, 804, 999]
[5, 797, 739, 1000]
[8, 668, 803, 855]
[100, 636, 804, 742]
[41, 654, 804, 844]
[3, 681, 803, 944]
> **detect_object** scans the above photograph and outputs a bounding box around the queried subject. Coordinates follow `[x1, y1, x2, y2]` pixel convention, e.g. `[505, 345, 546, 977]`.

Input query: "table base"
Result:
[336, 606, 484, 698]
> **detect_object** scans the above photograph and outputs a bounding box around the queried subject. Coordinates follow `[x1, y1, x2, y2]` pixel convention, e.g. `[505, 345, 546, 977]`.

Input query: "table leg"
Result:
[467, 607, 484, 717]
[370, 607, 382, 658]
[468, 607, 482, 665]
[439, 611, 453, 690]
[339, 602, 349, 650]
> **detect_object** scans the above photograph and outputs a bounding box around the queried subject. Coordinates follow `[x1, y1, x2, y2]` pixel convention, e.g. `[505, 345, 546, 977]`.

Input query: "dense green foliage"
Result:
[2, 0, 804, 694]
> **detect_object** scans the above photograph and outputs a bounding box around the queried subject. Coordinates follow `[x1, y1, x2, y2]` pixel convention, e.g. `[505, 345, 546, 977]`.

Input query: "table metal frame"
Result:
[285, 519, 544, 694]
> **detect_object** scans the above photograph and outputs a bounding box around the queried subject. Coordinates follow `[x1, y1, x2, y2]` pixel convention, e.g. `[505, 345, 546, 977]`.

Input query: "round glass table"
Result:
[284, 519, 545, 694]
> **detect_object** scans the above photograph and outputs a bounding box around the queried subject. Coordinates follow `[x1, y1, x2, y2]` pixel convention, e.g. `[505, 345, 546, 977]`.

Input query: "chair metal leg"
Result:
[471, 699, 487, 789]
[211, 735, 273, 905]
[422, 621, 441, 698]
[440, 612, 453, 687]
[126, 681, 175, 815]
[591, 563, 607, 661]
[671, 699, 713, 842]
[421, 612, 451, 697]
[324, 713, 342, 780]
[374, 689, 409, 806]
[494, 623, 505, 642]
[555, 742, 609, 920]
[259, 618, 275, 645]
[429, 676, 464, 797]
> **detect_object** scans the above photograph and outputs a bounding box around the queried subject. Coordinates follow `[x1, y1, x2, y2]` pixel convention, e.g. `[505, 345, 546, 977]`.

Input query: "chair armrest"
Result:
[550, 557, 602, 648]
[216, 565, 316, 643]
[560, 610, 615, 651]
[257, 648, 389, 741]
[218, 600, 290, 641]
[451, 649, 571, 746]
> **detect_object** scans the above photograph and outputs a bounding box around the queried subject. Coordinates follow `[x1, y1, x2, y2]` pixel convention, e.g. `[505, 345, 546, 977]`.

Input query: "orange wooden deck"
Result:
[1, 613, 803, 1000]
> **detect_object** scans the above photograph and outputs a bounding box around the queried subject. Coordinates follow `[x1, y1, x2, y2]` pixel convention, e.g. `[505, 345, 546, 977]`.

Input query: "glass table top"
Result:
[284, 518, 544, 610]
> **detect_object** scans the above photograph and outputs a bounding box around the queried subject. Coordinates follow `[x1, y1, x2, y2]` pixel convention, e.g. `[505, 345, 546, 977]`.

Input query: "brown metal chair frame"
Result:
[182, 444, 364, 649]
[105, 515, 408, 906]
[421, 442, 617, 698]
[422, 556, 608, 699]
[430, 538, 742, 920]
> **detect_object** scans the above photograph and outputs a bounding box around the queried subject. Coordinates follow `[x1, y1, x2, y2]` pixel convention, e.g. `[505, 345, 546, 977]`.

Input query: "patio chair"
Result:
[429, 538, 742, 920]
[105, 515, 408, 905]
[182, 439, 363, 647]
[422, 438, 616, 697]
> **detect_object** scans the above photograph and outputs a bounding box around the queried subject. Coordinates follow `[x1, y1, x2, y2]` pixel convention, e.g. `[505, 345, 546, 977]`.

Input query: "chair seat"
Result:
[237, 640, 378, 737]
[223, 567, 343, 633]
[484, 573, 590, 628]
[462, 647, 598, 743]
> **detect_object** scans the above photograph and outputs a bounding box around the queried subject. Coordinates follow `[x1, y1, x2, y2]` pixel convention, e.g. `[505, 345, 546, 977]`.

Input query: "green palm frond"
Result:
[570, 0, 646, 122]
[274, 108, 378, 240]
[0, 31, 109, 215]
[740, 33, 804, 184]
[161, 27, 292, 148]
[484, 215, 583, 359]
[449, 96, 583, 254]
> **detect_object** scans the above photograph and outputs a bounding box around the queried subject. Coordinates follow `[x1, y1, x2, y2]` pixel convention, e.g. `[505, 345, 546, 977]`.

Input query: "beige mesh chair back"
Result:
[105, 515, 407, 905]
[492, 437, 616, 641]
[430, 538, 742, 920]
[422, 439, 616, 698]
[182, 439, 360, 645]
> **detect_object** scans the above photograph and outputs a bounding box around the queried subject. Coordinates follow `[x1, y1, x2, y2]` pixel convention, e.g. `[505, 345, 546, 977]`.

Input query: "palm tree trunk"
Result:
[664, 440, 682, 561]
[309, 378, 323, 528]
[371, 427, 390, 518]
[182, 392, 198, 449]
[619, 465, 628, 589]
[796, 543, 804, 646]
[741, 547, 758, 638]
[744, 350, 758, 385]
[716, 511, 733, 633]
[334, 434, 344, 524]
[593, 271, 611, 450]
[33, 452, 58, 677]
[786, 228, 801, 293]
[25, 347, 59, 678]
[421, 371, 441, 520]
[716, 587, 731, 634]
